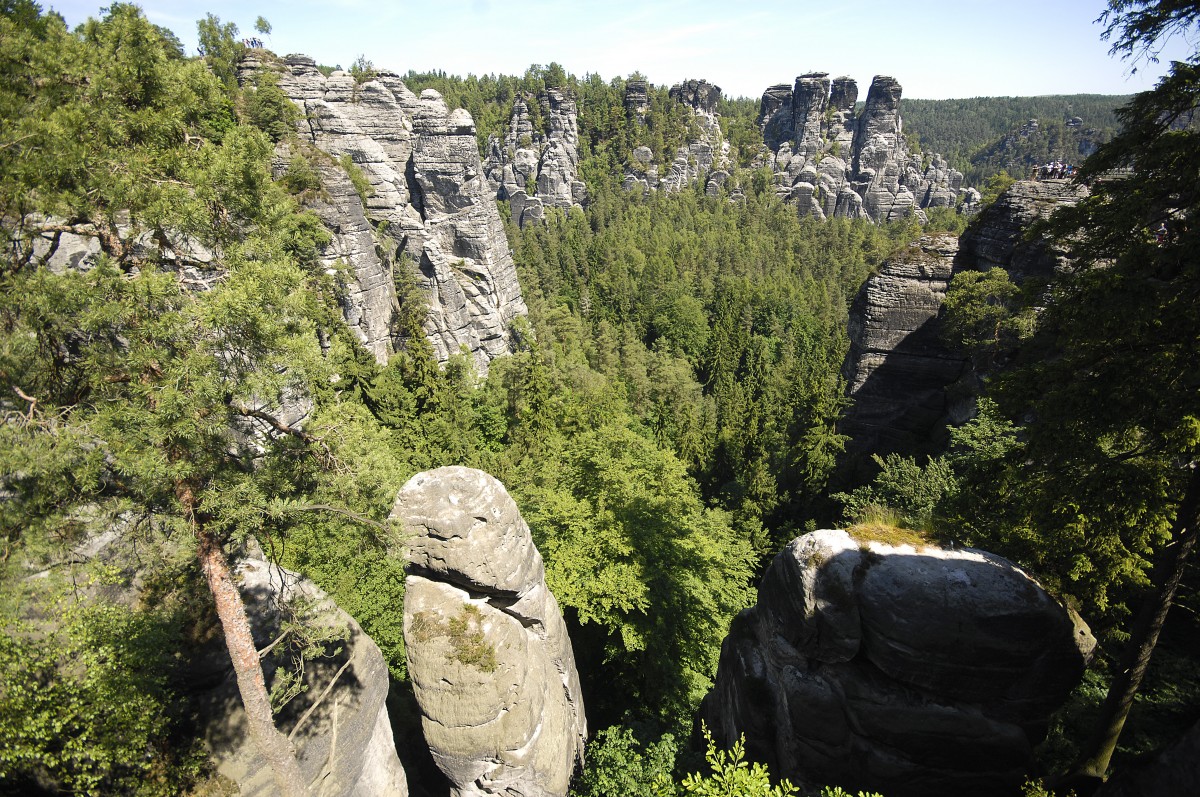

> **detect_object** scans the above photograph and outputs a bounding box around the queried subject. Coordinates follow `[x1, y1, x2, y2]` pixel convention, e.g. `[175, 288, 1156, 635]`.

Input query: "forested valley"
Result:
[1, 1, 1198, 796]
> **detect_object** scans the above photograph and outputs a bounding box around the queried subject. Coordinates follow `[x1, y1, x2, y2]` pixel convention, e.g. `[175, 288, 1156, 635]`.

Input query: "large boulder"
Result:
[700, 529, 1095, 797]
[392, 467, 586, 797]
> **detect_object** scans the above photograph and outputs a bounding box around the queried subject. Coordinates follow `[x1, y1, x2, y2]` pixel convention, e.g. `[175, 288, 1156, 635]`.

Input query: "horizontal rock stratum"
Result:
[700, 529, 1095, 797]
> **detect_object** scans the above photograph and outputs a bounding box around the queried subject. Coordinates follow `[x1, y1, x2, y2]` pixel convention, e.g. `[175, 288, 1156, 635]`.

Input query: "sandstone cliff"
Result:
[201, 554, 409, 797]
[840, 180, 1087, 460]
[841, 234, 967, 458]
[241, 52, 527, 375]
[701, 529, 1095, 797]
[392, 467, 587, 797]
[760, 74, 966, 223]
[483, 88, 587, 227]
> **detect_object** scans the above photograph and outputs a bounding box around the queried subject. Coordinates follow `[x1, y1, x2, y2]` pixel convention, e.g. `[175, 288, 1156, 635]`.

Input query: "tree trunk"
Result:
[1071, 464, 1200, 781]
[198, 529, 310, 796]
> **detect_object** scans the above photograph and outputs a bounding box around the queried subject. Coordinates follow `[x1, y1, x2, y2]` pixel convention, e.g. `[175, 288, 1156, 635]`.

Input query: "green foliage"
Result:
[941, 266, 1036, 367]
[517, 421, 756, 724]
[253, 16, 271, 36]
[660, 725, 798, 797]
[338, 153, 374, 203]
[0, 586, 204, 795]
[979, 169, 1017, 206]
[902, 95, 1128, 184]
[833, 453, 958, 531]
[350, 54, 376, 85]
[571, 725, 678, 797]
[196, 12, 242, 94]
[243, 69, 297, 142]
[0, 6, 402, 787]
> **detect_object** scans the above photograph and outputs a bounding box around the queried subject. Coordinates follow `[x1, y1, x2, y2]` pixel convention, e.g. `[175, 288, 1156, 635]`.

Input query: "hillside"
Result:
[2, 3, 1199, 797]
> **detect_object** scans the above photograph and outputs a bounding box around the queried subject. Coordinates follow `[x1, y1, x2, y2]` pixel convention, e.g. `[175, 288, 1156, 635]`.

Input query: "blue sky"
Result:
[49, 0, 1197, 99]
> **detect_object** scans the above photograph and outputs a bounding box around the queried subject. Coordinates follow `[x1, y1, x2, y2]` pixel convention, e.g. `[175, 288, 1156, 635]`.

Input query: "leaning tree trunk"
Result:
[198, 528, 310, 796]
[1071, 464, 1200, 781]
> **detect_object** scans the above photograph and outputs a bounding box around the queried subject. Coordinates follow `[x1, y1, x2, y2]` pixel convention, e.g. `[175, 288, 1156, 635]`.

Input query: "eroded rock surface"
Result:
[623, 78, 731, 196]
[700, 530, 1095, 797]
[199, 555, 408, 797]
[957, 179, 1088, 282]
[841, 234, 967, 457]
[839, 180, 1087, 460]
[240, 52, 527, 374]
[760, 74, 967, 223]
[392, 467, 586, 797]
[483, 88, 586, 227]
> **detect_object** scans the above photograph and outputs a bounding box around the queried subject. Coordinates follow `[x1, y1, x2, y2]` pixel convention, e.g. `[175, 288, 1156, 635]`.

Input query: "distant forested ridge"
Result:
[902, 94, 1130, 183]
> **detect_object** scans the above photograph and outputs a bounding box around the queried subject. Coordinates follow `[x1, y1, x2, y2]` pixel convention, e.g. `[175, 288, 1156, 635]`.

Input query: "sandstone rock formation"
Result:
[622, 78, 731, 197]
[841, 234, 968, 458]
[957, 178, 1088, 282]
[840, 180, 1088, 461]
[392, 467, 586, 797]
[199, 554, 409, 797]
[483, 88, 587, 227]
[69, 529, 407, 797]
[700, 529, 1095, 797]
[760, 74, 968, 223]
[240, 52, 527, 374]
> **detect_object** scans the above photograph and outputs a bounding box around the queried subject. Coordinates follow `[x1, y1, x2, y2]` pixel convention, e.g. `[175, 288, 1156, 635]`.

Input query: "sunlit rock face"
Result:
[392, 467, 587, 797]
[240, 52, 527, 375]
[760, 74, 968, 223]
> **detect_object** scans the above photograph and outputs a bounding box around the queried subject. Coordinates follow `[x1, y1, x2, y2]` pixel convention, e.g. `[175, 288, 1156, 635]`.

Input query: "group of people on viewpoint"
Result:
[243, 38, 265, 48]
[1032, 161, 1075, 180]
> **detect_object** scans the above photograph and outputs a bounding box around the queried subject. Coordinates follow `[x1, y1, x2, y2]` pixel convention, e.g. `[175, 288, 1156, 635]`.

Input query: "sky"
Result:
[49, 0, 1198, 100]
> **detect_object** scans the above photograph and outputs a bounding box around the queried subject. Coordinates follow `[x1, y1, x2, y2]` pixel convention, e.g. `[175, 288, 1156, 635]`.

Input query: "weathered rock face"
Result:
[839, 180, 1087, 460]
[761, 74, 968, 223]
[841, 234, 968, 458]
[700, 529, 1095, 797]
[241, 52, 527, 375]
[669, 78, 721, 114]
[483, 88, 587, 227]
[623, 78, 731, 196]
[624, 79, 650, 121]
[199, 554, 409, 797]
[392, 467, 586, 797]
[957, 179, 1088, 282]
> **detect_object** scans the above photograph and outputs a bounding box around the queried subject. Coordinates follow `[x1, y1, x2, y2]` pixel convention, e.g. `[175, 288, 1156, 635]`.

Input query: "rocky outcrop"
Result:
[841, 234, 968, 458]
[700, 529, 1095, 797]
[484, 88, 587, 227]
[840, 180, 1087, 460]
[623, 78, 731, 196]
[200, 554, 408, 797]
[957, 179, 1088, 282]
[69, 528, 407, 797]
[241, 52, 527, 375]
[392, 467, 586, 797]
[624, 79, 649, 121]
[760, 74, 968, 223]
